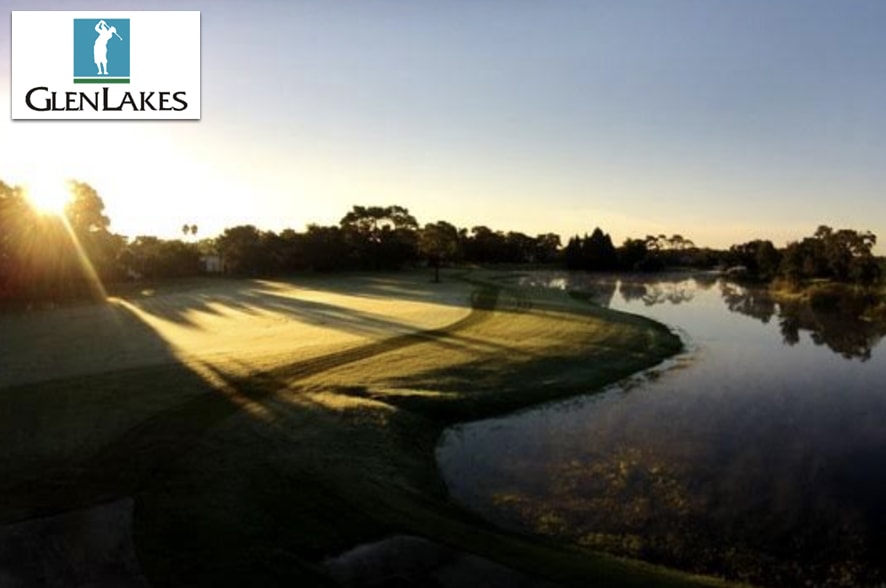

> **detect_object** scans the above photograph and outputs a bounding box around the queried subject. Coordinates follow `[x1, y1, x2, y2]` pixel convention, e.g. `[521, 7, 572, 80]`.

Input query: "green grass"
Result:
[0, 270, 743, 587]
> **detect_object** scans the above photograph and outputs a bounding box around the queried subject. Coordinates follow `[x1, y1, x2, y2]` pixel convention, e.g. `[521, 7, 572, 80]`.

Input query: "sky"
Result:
[2, 1, 885, 250]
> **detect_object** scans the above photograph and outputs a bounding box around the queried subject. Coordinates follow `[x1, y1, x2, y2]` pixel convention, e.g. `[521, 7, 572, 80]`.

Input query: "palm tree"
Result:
[181, 223, 199, 239]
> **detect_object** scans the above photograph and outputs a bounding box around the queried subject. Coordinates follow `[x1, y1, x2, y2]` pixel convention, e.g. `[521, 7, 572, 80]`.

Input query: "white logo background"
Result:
[11, 11, 201, 121]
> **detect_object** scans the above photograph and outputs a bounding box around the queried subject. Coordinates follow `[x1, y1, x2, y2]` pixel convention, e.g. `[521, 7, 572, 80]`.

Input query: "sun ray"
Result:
[57, 212, 109, 301]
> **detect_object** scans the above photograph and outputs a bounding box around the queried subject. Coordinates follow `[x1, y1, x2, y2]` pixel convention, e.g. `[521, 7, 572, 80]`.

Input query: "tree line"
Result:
[724, 226, 881, 285]
[1, 178, 881, 307]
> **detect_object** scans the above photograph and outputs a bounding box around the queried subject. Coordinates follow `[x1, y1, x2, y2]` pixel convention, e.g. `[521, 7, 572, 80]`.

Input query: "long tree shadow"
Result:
[0, 295, 372, 587]
[0, 299, 255, 586]
[117, 272, 475, 331]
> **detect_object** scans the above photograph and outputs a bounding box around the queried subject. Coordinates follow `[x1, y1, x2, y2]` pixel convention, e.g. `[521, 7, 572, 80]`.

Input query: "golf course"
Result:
[0, 270, 742, 587]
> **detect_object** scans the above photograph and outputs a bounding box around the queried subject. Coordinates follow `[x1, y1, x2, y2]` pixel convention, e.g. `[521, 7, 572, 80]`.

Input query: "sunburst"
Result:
[23, 177, 72, 215]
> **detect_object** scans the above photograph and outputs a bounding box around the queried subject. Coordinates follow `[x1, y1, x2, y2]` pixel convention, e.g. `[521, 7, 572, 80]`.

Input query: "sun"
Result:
[23, 178, 73, 215]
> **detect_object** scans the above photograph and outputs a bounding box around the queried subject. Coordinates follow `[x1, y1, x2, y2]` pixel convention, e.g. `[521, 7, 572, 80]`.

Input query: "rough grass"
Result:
[0, 270, 739, 587]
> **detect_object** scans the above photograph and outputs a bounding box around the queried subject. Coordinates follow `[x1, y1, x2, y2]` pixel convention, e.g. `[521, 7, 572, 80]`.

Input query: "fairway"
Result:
[0, 274, 472, 389]
[0, 271, 733, 588]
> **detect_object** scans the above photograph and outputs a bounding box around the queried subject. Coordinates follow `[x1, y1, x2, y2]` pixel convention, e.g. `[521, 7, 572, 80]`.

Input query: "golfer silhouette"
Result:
[94, 20, 123, 75]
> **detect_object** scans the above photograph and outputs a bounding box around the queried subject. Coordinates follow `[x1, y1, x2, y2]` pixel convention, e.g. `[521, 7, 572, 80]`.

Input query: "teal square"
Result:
[73, 18, 130, 79]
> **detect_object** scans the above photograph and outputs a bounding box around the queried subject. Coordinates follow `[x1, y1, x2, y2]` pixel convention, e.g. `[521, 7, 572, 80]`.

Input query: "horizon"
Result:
[3, 1, 886, 252]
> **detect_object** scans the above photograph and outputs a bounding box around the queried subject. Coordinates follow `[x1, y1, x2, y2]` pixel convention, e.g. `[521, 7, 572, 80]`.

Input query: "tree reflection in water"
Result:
[618, 278, 697, 306]
[718, 281, 886, 361]
[518, 270, 886, 360]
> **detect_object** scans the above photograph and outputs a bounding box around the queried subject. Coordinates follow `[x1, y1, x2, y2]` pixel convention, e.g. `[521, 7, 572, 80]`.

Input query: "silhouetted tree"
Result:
[419, 221, 459, 282]
[617, 238, 649, 271]
[124, 236, 201, 279]
[0, 181, 28, 299]
[64, 181, 124, 282]
[779, 226, 879, 285]
[302, 224, 349, 272]
[340, 205, 419, 270]
[505, 231, 536, 263]
[465, 225, 508, 264]
[565, 228, 617, 271]
[728, 240, 781, 280]
[216, 225, 266, 275]
[534, 233, 561, 263]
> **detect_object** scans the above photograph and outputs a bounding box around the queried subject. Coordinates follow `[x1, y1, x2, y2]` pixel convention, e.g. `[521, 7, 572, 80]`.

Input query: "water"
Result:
[437, 273, 886, 587]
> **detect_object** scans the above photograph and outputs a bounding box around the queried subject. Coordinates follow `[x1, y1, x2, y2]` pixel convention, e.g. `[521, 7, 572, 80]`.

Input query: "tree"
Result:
[585, 227, 618, 270]
[124, 236, 201, 278]
[564, 236, 583, 270]
[778, 226, 879, 285]
[0, 179, 122, 302]
[617, 238, 649, 270]
[667, 234, 695, 251]
[419, 221, 459, 282]
[181, 223, 199, 239]
[63, 181, 123, 284]
[0, 181, 29, 300]
[728, 240, 781, 280]
[65, 181, 110, 235]
[534, 233, 561, 263]
[340, 205, 419, 270]
[504, 231, 536, 263]
[302, 224, 348, 272]
[216, 225, 265, 275]
[563, 229, 617, 271]
[464, 225, 518, 264]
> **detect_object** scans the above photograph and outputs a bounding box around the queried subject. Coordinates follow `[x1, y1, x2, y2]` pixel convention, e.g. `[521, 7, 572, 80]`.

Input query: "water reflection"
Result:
[717, 281, 886, 361]
[619, 279, 696, 306]
[518, 272, 886, 361]
[440, 272, 886, 587]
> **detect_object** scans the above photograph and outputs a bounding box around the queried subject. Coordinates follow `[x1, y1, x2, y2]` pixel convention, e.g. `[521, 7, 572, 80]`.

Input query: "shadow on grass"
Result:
[115, 272, 475, 335]
[0, 297, 350, 587]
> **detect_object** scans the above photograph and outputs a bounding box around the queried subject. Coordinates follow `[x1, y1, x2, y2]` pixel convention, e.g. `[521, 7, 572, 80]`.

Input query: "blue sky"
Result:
[2, 1, 885, 249]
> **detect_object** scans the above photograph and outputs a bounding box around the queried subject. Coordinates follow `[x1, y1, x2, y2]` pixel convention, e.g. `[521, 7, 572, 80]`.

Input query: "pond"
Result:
[437, 273, 886, 587]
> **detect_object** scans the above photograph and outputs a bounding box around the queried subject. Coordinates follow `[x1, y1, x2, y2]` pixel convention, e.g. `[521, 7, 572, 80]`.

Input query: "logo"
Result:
[11, 11, 201, 121]
[73, 18, 131, 84]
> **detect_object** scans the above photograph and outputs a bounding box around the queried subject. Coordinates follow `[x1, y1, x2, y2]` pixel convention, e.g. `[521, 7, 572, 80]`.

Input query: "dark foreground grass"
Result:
[0, 273, 740, 587]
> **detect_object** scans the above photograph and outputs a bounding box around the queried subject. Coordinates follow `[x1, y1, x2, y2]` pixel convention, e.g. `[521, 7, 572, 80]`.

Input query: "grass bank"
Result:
[0, 270, 737, 587]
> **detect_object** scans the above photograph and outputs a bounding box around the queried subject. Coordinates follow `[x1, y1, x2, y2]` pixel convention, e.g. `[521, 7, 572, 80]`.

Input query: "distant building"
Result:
[200, 254, 225, 274]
